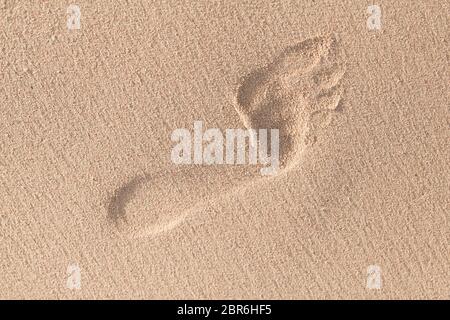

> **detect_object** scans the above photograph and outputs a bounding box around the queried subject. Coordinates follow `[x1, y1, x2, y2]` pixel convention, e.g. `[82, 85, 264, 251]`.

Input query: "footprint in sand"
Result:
[107, 35, 345, 239]
[236, 35, 345, 169]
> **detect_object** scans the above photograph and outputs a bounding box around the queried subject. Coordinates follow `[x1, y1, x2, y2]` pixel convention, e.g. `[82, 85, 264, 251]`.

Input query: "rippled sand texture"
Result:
[0, 1, 448, 299]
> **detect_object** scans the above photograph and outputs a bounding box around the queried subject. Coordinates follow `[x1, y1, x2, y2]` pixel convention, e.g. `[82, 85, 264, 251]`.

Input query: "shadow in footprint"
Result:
[107, 175, 149, 226]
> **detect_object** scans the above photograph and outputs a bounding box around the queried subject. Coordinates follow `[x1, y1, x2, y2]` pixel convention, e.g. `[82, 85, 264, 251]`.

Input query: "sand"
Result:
[0, 0, 448, 299]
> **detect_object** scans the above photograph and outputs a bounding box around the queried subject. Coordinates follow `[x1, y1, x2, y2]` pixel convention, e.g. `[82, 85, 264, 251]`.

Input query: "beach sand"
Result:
[0, 0, 448, 299]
